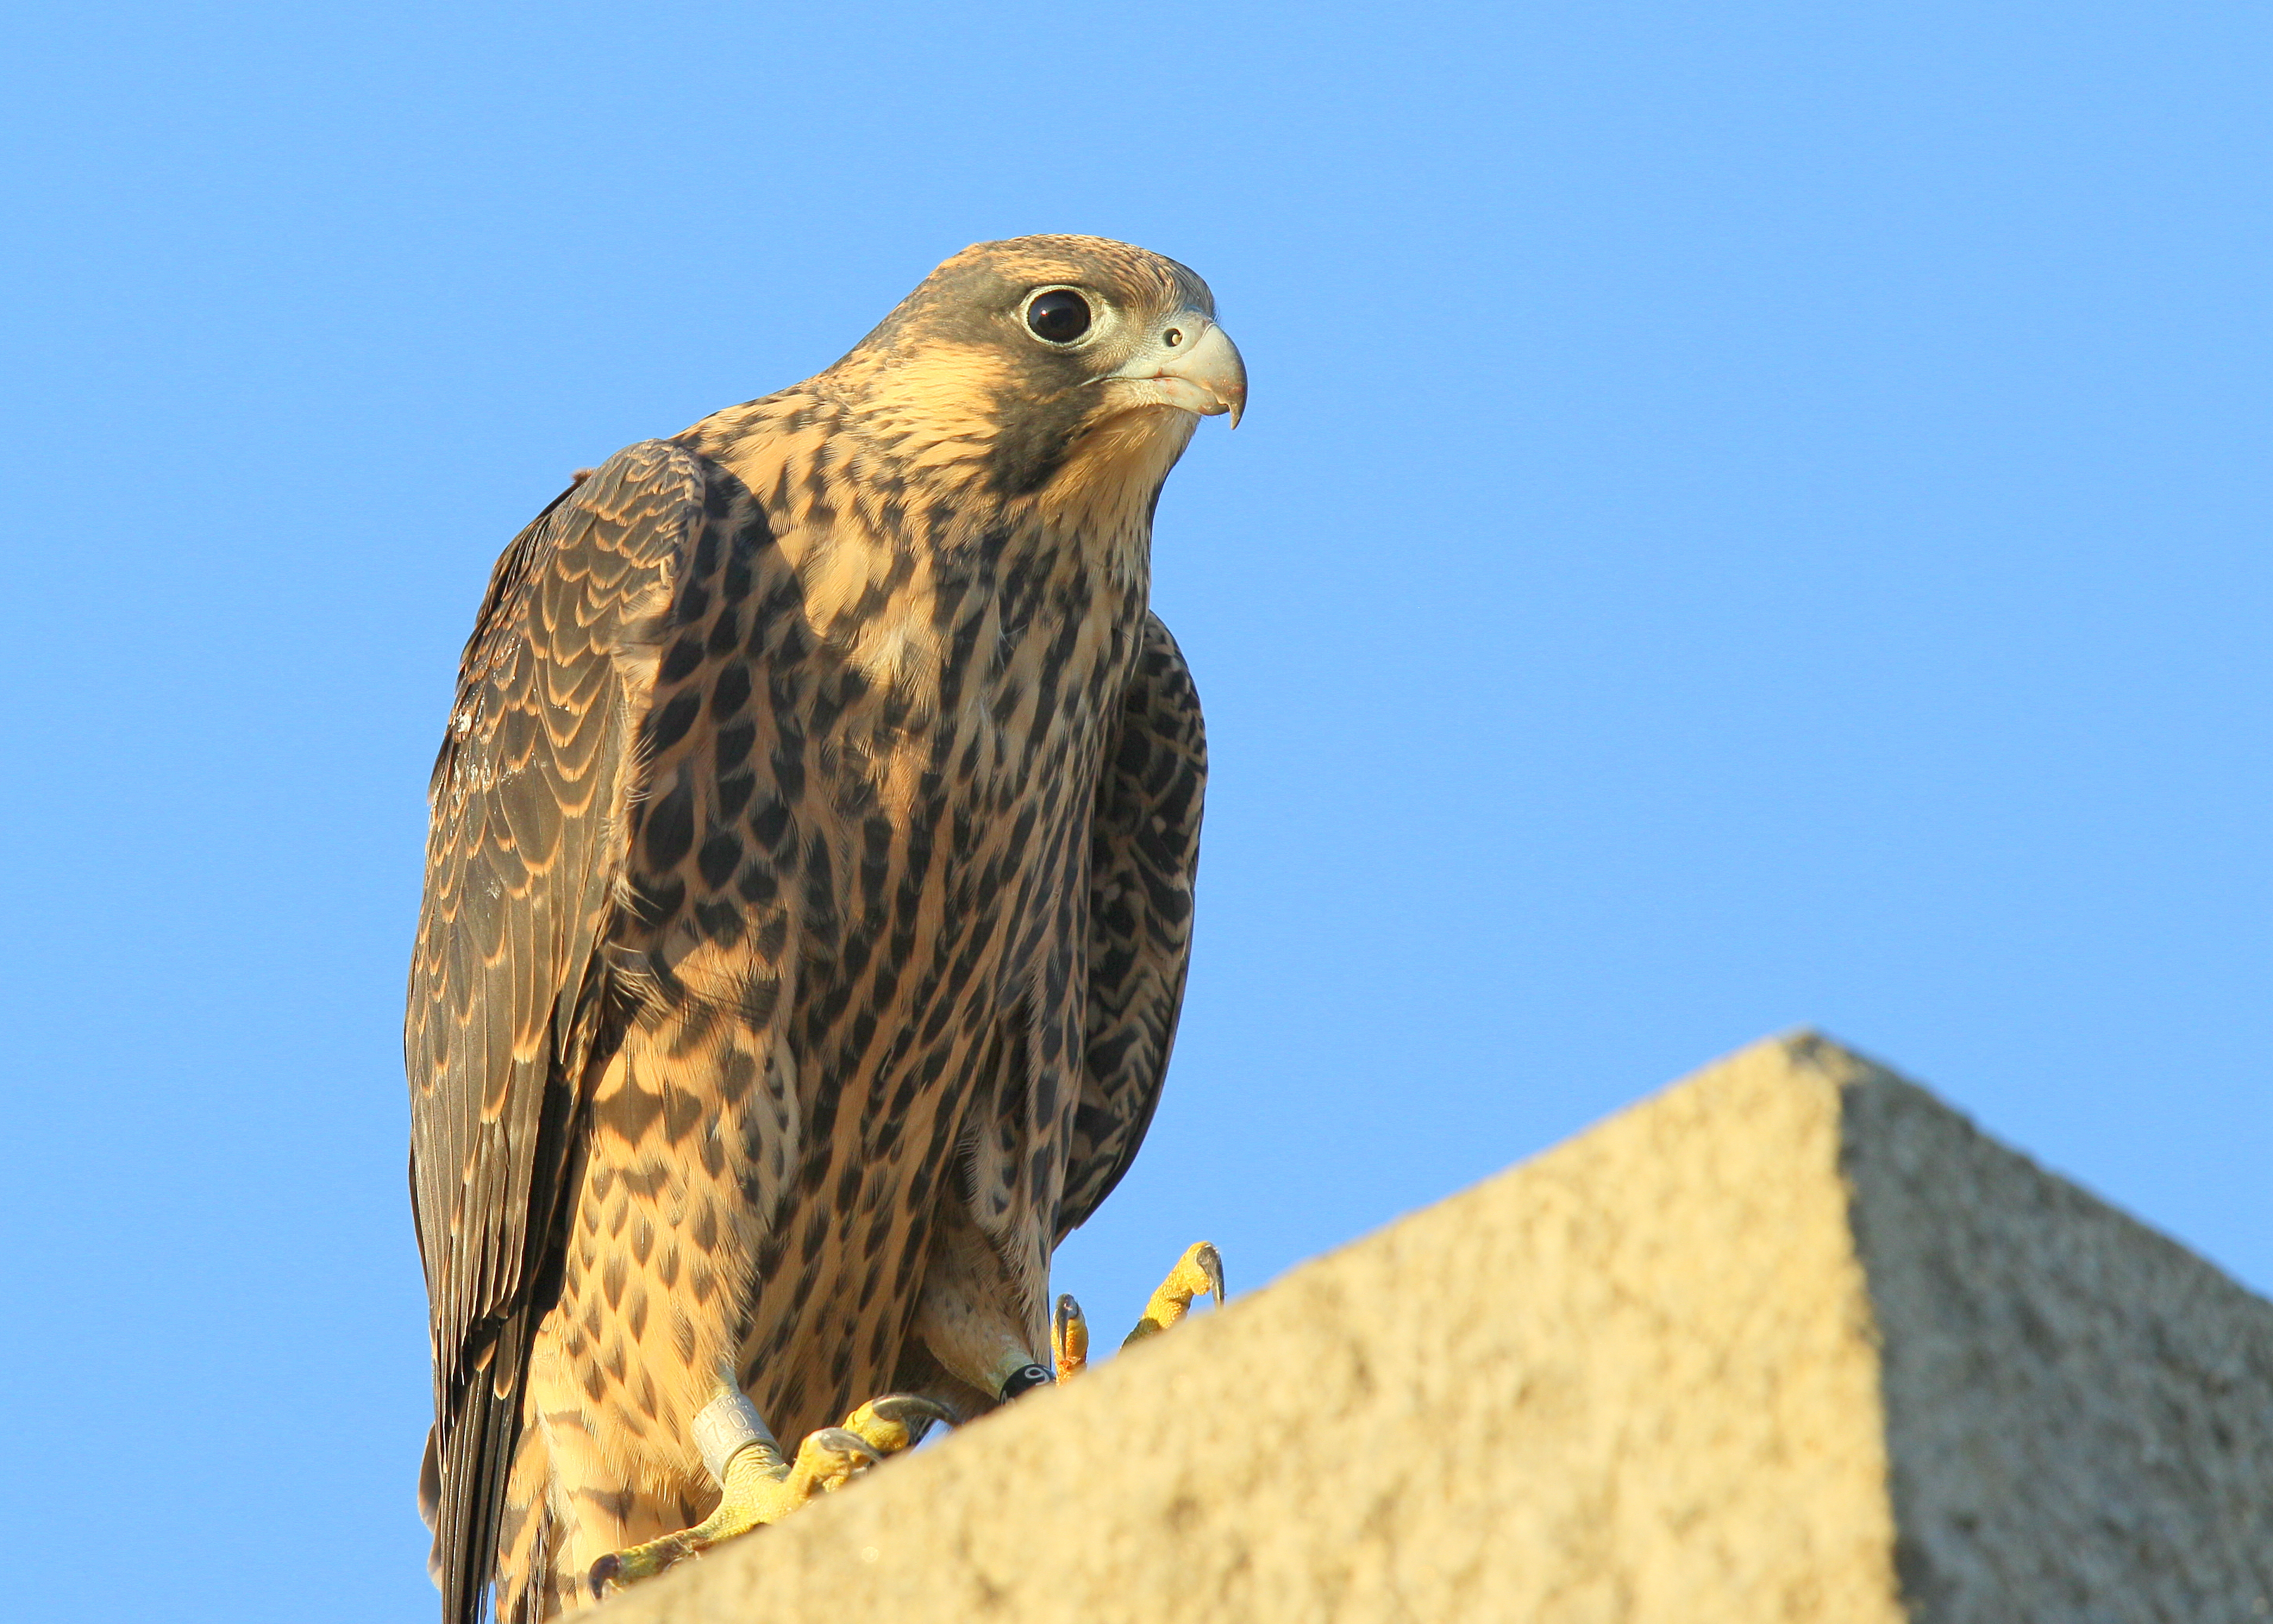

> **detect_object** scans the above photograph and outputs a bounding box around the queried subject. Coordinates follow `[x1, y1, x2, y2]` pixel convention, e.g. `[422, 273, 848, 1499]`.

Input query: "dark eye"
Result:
[1026, 289, 1092, 343]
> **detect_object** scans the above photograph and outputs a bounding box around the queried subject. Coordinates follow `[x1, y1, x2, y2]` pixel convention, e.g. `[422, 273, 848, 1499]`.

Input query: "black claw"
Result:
[998, 1363, 1052, 1401]
[872, 1392, 950, 1424]
[588, 1553, 621, 1598]
[871, 1393, 950, 1443]
[1198, 1242, 1226, 1305]
[1053, 1293, 1085, 1347]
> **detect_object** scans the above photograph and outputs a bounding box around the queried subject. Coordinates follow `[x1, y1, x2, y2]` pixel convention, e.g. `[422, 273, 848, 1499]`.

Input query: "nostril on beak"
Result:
[1163, 328, 1183, 347]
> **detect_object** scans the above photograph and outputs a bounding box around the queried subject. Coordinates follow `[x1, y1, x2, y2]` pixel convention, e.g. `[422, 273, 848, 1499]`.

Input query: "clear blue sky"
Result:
[3, 4, 2266, 1618]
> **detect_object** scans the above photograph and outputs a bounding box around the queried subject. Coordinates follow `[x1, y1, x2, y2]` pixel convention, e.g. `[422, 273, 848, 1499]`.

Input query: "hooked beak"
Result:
[1107, 315, 1247, 428]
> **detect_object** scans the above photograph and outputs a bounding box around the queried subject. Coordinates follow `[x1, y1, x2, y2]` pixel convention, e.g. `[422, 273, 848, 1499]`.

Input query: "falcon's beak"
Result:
[1109, 315, 1247, 428]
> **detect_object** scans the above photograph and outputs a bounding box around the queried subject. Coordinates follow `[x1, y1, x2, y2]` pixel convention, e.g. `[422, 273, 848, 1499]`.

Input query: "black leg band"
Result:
[999, 1363, 1052, 1401]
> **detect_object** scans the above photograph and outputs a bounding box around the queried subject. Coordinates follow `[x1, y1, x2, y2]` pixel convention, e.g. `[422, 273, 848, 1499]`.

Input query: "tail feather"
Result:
[431, 1317, 531, 1624]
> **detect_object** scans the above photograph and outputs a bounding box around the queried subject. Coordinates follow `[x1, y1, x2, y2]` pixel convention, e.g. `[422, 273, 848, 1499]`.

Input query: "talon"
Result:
[1052, 1293, 1089, 1382]
[1196, 1242, 1226, 1308]
[793, 1425, 880, 1496]
[1122, 1240, 1226, 1349]
[588, 1526, 696, 1596]
[840, 1393, 948, 1453]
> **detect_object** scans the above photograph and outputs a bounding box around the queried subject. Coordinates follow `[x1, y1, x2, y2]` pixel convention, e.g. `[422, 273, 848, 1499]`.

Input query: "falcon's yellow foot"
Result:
[1053, 1243, 1226, 1385]
[1122, 1241, 1226, 1348]
[587, 1394, 944, 1598]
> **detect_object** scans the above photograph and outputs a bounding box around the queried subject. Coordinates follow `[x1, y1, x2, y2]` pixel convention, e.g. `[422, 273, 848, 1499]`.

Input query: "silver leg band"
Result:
[692, 1388, 778, 1485]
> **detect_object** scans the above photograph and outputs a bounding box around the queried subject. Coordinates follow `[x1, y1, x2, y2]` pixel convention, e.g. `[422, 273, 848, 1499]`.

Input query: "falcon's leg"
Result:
[910, 1198, 1055, 1407]
[586, 1390, 942, 1598]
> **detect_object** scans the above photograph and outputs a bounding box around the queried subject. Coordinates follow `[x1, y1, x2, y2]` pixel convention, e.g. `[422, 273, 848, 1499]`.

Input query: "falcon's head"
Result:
[825, 235, 1247, 508]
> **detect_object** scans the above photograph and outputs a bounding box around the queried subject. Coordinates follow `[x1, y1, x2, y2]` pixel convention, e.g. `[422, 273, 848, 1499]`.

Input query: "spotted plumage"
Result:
[406, 237, 1241, 1621]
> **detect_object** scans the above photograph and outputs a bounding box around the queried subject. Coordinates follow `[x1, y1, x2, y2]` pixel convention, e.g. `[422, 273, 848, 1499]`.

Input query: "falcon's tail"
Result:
[424, 1332, 531, 1624]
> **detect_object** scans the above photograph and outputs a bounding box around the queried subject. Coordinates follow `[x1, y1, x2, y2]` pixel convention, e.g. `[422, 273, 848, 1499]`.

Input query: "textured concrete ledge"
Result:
[593, 1033, 2273, 1623]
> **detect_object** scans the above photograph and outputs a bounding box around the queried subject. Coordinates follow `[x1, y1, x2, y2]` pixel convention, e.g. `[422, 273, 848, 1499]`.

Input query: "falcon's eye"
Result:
[1025, 289, 1092, 344]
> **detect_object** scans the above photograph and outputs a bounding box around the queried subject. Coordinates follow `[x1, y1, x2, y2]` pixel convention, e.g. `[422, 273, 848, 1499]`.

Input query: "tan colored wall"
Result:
[592, 1034, 2273, 1623]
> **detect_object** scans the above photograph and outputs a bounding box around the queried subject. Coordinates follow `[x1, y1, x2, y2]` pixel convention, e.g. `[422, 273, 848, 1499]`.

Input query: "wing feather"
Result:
[405, 441, 701, 1623]
[1057, 612, 1207, 1239]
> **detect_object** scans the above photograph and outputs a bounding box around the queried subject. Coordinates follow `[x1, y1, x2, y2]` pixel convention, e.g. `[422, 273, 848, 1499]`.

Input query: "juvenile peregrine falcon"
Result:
[406, 236, 1242, 1622]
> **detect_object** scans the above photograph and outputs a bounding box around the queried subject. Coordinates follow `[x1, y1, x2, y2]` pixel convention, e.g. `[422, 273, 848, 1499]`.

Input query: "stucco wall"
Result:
[590, 1033, 2273, 1623]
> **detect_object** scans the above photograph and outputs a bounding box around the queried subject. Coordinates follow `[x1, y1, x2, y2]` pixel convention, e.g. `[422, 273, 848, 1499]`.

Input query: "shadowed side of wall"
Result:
[1833, 1047, 2273, 1621]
